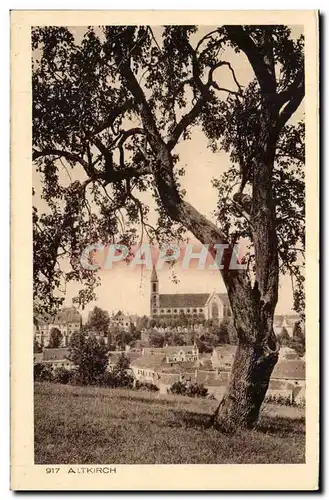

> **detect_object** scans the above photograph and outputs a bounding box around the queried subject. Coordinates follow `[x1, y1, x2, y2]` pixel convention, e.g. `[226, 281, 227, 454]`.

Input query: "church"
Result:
[150, 266, 231, 321]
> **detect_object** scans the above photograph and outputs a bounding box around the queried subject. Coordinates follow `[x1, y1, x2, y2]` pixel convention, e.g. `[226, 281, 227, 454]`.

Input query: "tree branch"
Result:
[33, 148, 88, 169]
[224, 26, 277, 94]
[93, 99, 136, 135]
[277, 72, 305, 129]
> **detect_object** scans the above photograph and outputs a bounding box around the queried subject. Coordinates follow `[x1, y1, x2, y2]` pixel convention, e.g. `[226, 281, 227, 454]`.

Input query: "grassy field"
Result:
[34, 382, 305, 464]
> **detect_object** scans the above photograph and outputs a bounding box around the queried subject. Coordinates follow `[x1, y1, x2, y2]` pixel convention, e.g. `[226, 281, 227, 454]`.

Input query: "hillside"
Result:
[34, 383, 305, 464]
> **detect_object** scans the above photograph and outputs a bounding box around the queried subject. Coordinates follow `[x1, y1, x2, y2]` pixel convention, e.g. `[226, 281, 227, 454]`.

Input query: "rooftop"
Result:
[131, 353, 166, 371]
[43, 347, 70, 361]
[144, 345, 198, 356]
[158, 293, 229, 309]
[271, 360, 305, 380]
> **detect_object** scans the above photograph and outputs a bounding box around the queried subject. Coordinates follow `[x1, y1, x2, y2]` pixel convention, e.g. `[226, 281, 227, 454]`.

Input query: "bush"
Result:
[135, 381, 159, 392]
[264, 393, 293, 406]
[168, 380, 208, 398]
[168, 380, 187, 396]
[100, 370, 134, 389]
[34, 363, 53, 382]
[53, 368, 75, 385]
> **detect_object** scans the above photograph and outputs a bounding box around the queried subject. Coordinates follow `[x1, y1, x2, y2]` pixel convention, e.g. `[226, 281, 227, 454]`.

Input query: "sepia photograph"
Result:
[11, 10, 319, 491]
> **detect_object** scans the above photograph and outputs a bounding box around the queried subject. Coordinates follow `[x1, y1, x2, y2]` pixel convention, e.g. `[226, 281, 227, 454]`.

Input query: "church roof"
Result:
[158, 293, 229, 308]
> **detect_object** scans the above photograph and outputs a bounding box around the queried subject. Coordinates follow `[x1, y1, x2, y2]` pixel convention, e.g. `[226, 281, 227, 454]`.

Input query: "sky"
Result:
[33, 25, 304, 320]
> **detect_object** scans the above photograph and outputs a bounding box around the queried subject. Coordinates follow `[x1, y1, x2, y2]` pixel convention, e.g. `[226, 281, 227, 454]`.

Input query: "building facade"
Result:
[150, 266, 231, 321]
[109, 311, 138, 331]
[35, 306, 82, 347]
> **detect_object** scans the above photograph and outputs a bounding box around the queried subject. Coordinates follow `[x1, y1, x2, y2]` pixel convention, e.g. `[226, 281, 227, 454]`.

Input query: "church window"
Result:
[193, 308, 197, 313]
[161, 309, 164, 313]
[152, 283, 157, 292]
[173, 309, 177, 313]
[199, 309, 203, 312]
[153, 309, 157, 314]
[167, 309, 171, 313]
[187, 309, 190, 313]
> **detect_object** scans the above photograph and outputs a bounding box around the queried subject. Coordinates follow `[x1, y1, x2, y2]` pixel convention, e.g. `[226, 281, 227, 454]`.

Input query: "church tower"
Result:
[150, 265, 159, 317]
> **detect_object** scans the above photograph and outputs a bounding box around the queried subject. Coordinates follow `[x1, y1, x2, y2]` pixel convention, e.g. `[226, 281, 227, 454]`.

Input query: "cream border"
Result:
[10, 10, 319, 491]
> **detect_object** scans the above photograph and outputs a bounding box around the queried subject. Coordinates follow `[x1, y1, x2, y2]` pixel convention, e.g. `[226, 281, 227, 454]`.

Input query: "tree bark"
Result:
[214, 329, 278, 430]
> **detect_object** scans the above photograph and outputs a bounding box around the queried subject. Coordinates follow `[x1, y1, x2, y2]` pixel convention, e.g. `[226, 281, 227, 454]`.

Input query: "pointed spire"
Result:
[151, 264, 158, 282]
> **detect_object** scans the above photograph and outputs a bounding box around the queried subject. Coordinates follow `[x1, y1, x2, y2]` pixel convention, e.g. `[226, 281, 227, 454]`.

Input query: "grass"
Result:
[34, 382, 305, 464]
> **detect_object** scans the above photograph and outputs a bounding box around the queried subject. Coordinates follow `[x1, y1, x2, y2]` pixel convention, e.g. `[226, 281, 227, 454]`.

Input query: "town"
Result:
[34, 266, 305, 406]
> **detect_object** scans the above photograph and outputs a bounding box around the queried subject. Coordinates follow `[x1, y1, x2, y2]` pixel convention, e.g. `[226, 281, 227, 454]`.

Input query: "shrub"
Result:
[168, 380, 208, 398]
[264, 393, 293, 406]
[168, 380, 187, 396]
[100, 370, 134, 389]
[53, 367, 75, 385]
[34, 363, 53, 382]
[135, 381, 159, 392]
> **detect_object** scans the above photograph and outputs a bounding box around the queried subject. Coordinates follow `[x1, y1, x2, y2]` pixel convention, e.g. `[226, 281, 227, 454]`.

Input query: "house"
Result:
[150, 266, 231, 320]
[130, 353, 166, 384]
[35, 306, 82, 347]
[278, 346, 300, 361]
[271, 359, 305, 388]
[110, 311, 137, 331]
[38, 347, 75, 371]
[143, 344, 199, 363]
[211, 345, 236, 371]
[265, 358, 306, 403]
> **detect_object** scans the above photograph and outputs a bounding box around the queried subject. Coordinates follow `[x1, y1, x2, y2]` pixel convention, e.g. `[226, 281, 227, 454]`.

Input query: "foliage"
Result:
[264, 393, 303, 407]
[47, 327, 63, 348]
[135, 380, 159, 392]
[149, 330, 165, 348]
[287, 337, 305, 357]
[277, 327, 290, 346]
[169, 380, 208, 398]
[52, 367, 75, 384]
[68, 331, 108, 385]
[34, 339, 43, 353]
[85, 306, 110, 336]
[109, 353, 134, 387]
[292, 321, 304, 342]
[34, 363, 53, 382]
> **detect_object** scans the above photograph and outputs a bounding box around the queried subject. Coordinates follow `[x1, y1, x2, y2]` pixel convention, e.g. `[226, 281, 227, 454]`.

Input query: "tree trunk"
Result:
[214, 338, 278, 430]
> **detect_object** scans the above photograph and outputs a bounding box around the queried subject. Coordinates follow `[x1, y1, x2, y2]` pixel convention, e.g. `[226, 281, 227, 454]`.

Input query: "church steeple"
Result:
[150, 265, 159, 317]
[151, 265, 158, 283]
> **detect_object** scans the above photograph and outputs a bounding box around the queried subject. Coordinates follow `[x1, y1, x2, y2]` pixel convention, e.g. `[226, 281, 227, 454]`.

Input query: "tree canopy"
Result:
[32, 25, 304, 316]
